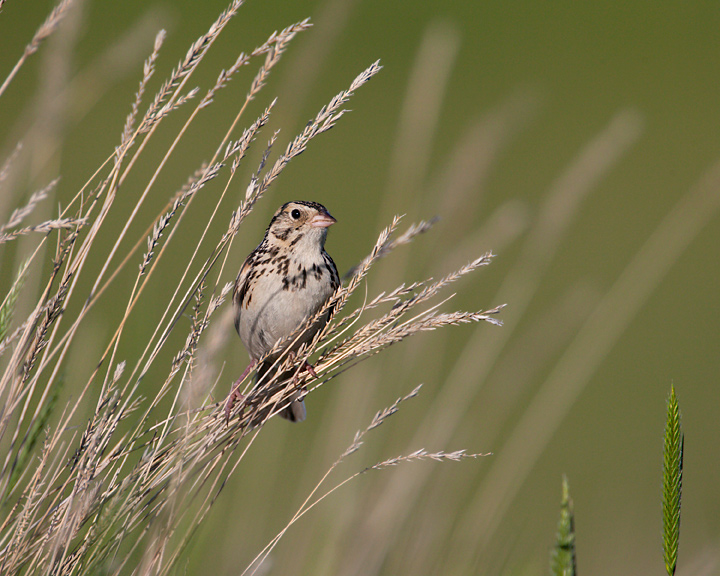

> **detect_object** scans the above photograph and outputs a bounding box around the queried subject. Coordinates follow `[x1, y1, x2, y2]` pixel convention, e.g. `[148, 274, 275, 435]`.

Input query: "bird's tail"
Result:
[280, 393, 306, 422]
[255, 360, 307, 423]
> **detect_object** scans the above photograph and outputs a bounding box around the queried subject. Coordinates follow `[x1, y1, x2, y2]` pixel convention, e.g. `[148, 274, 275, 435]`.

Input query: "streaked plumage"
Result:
[227, 201, 339, 422]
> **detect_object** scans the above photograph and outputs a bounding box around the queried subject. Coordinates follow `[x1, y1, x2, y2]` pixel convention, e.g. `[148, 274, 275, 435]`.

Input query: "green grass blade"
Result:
[662, 384, 683, 576]
[550, 474, 576, 576]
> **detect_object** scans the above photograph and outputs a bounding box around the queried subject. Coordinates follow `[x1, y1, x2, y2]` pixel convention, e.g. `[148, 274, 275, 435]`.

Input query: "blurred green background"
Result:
[1, 0, 719, 574]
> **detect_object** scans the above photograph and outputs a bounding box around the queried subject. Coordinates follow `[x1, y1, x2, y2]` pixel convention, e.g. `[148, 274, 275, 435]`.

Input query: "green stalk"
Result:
[662, 384, 683, 576]
[550, 474, 576, 576]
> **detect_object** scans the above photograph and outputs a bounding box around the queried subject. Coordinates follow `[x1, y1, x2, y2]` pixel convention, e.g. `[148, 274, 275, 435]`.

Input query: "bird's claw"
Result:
[303, 361, 318, 379]
[224, 389, 245, 424]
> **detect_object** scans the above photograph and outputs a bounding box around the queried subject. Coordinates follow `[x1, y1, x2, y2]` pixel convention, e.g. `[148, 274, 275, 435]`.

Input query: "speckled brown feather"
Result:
[231, 201, 339, 422]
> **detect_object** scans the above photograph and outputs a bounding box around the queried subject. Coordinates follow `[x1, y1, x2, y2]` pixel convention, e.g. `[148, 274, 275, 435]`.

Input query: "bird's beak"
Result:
[310, 212, 336, 228]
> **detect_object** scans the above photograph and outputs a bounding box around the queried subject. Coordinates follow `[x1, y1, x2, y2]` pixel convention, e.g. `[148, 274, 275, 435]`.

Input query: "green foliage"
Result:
[662, 385, 683, 576]
[550, 475, 576, 576]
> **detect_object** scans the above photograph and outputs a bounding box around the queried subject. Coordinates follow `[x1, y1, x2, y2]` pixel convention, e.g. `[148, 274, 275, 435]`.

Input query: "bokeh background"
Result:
[1, 0, 719, 574]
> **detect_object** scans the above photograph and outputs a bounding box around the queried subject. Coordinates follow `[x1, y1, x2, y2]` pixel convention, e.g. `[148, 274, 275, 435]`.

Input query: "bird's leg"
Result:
[225, 360, 255, 423]
[288, 352, 319, 393]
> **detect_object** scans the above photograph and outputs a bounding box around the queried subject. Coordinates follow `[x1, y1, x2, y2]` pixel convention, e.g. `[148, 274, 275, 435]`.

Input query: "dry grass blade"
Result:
[0, 0, 75, 99]
[0, 179, 59, 233]
[0, 217, 87, 244]
[343, 217, 438, 279]
[365, 449, 486, 471]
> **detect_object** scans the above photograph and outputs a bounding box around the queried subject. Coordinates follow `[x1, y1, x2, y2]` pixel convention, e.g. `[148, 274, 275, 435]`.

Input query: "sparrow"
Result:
[225, 200, 340, 423]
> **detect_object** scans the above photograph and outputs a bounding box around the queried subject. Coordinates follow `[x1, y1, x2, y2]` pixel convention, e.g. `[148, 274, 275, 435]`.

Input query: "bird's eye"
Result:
[291, 209, 301, 220]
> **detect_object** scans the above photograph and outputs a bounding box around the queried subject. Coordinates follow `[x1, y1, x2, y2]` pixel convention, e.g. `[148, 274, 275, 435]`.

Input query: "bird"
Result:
[225, 200, 340, 424]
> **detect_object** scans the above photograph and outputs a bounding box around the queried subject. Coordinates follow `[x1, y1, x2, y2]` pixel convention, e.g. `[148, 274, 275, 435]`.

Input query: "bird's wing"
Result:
[233, 254, 255, 310]
[322, 249, 341, 319]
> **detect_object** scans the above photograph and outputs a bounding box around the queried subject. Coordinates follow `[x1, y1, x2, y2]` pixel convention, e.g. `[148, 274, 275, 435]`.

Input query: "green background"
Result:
[1, 0, 719, 574]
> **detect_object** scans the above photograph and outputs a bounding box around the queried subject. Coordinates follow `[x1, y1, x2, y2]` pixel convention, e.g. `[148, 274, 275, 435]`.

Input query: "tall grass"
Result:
[0, 2, 502, 574]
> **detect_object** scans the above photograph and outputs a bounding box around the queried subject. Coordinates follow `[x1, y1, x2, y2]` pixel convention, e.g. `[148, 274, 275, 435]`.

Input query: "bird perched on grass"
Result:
[225, 201, 339, 423]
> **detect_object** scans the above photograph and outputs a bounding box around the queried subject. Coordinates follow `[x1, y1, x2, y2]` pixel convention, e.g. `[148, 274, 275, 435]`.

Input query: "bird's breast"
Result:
[236, 254, 334, 359]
